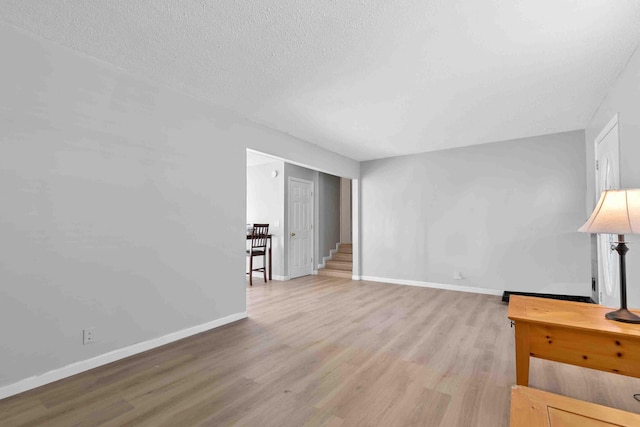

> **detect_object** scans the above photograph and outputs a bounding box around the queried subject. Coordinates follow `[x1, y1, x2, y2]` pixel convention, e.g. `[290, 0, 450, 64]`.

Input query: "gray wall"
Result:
[318, 173, 341, 262]
[360, 131, 591, 295]
[0, 23, 358, 391]
[585, 43, 640, 307]
[247, 160, 285, 278]
[340, 178, 352, 244]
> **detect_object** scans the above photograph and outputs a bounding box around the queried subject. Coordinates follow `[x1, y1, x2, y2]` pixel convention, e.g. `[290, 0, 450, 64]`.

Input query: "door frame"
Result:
[287, 176, 314, 279]
[593, 113, 620, 304]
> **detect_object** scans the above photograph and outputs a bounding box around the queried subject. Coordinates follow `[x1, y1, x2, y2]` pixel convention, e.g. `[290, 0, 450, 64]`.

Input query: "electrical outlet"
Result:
[453, 271, 463, 280]
[83, 328, 96, 345]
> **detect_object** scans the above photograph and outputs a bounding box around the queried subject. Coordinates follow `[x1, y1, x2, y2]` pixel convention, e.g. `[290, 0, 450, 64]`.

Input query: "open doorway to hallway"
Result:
[246, 149, 352, 287]
[317, 177, 352, 279]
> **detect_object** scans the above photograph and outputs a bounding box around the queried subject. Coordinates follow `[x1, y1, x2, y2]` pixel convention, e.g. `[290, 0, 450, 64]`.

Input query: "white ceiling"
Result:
[2, 1, 640, 161]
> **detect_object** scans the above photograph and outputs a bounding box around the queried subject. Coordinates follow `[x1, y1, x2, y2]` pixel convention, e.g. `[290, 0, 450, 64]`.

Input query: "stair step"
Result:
[332, 253, 352, 262]
[338, 243, 352, 254]
[326, 260, 352, 271]
[318, 268, 352, 279]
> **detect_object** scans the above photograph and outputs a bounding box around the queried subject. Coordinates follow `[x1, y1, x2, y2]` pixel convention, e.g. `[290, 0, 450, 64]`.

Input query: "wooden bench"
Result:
[510, 386, 640, 426]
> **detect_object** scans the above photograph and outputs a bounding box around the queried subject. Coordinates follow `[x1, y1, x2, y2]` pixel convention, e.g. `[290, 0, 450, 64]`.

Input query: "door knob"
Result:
[291, 232, 296, 237]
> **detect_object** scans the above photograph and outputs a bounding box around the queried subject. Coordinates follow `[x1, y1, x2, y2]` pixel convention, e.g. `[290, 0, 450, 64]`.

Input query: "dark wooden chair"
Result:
[247, 223, 269, 286]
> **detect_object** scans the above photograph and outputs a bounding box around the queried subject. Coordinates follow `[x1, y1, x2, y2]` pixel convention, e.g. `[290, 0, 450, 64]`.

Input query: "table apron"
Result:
[527, 323, 640, 378]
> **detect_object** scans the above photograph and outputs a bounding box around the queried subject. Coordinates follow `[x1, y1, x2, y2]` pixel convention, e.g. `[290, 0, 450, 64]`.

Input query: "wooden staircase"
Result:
[318, 243, 352, 278]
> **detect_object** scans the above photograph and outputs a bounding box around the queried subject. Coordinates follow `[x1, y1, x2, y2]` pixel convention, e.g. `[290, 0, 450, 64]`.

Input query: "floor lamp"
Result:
[579, 189, 640, 323]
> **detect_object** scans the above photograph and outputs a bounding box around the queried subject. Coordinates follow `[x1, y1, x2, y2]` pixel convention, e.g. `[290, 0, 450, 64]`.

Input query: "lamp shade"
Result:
[579, 189, 640, 235]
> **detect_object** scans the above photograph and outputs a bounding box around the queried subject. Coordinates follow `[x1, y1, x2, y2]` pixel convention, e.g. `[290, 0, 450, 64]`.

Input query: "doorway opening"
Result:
[592, 113, 620, 305]
[245, 149, 353, 287]
[316, 177, 353, 279]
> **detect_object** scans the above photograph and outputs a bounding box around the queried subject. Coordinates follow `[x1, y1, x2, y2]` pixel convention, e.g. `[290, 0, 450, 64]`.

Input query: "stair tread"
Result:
[325, 261, 352, 271]
[318, 269, 352, 278]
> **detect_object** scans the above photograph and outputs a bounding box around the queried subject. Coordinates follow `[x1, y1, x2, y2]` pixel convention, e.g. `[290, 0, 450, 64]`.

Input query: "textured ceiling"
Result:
[2, 1, 640, 161]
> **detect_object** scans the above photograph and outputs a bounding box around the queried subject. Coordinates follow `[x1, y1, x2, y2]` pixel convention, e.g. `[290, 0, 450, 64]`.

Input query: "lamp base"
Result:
[605, 308, 640, 324]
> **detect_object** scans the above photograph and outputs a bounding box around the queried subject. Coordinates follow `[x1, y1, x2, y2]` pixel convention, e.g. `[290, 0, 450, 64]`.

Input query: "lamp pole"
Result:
[605, 234, 640, 323]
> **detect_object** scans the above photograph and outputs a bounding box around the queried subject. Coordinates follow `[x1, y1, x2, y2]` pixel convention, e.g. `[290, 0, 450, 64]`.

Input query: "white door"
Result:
[594, 114, 620, 306]
[289, 178, 313, 278]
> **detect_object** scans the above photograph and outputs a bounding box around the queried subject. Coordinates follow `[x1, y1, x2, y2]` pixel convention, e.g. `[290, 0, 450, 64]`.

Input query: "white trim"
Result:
[318, 257, 328, 269]
[249, 272, 268, 279]
[319, 244, 341, 269]
[0, 311, 247, 400]
[360, 276, 503, 296]
[593, 112, 620, 200]
[352, 179, 360, 277]
[592, 113, 621, 306]
[352, 275, 362, 280]
[249, 272, 289, 281]
[313, 171, 320, 285]
[594, 113, 619, 145]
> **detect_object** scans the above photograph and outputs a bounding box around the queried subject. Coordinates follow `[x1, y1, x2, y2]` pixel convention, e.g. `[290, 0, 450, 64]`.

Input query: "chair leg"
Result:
[263, 254, 267, 283]
[249, 254, 253, 286]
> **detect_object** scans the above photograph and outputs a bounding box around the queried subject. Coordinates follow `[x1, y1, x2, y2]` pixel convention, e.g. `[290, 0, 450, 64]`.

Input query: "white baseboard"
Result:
[318, 256, 328, 269]
[318, 244, 340, 269]
[249, 272, 289, 281]
[0, 311, 247, 401]
[359, 276, 503, 296]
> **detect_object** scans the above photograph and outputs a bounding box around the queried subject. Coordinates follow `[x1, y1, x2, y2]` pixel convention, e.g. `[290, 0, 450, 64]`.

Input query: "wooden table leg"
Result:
[514, 323, 530, 386]
[268, 236, 272, 281]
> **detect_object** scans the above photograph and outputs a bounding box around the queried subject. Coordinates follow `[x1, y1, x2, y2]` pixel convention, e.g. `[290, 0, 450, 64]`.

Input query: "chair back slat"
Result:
[250, 224, 269, 250]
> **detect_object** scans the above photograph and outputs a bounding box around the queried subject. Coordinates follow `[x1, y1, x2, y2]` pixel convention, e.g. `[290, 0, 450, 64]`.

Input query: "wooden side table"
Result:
[508, 295, 640, 386]
[510, 386, 640, 426]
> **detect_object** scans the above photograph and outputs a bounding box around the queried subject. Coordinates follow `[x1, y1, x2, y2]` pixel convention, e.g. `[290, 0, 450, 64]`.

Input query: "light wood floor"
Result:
[2, 276, 640, 426]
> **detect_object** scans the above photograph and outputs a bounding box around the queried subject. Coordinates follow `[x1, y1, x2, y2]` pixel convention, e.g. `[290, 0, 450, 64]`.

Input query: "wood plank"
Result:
[509, 295, 640, 385]
[2, 277, 640, 426]
[317, 269, 352, 278]
[325, 260, 352, 271]
[510, 386, 640, 427]
[332, 253, 352, 262]
[338, 244, 352, 254]
[548, 407, 616, 426]
[514, 323, 531, 386]
[508, 295, 640, 337]
[528, 323, 640, 377]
